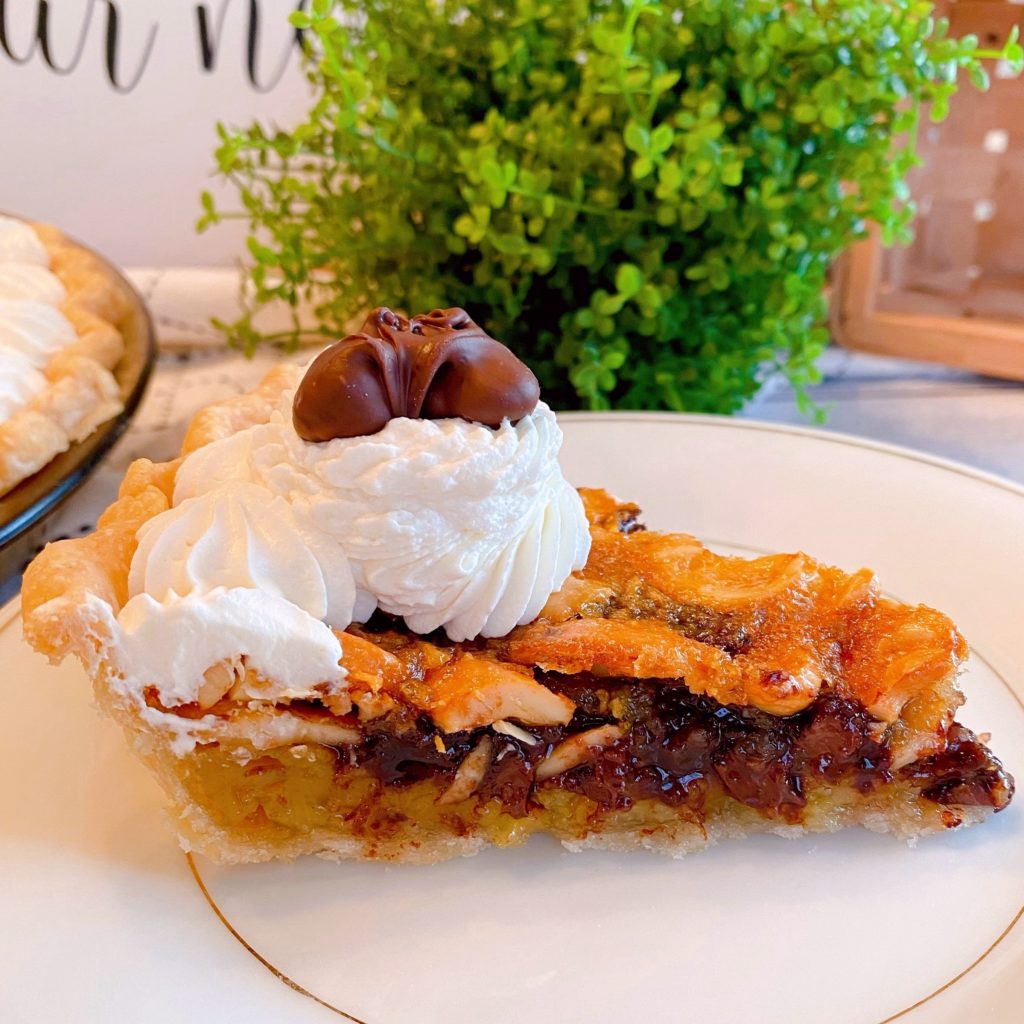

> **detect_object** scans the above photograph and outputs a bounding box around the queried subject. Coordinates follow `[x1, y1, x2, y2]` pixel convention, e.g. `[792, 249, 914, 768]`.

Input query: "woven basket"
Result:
[832, 0, 1024, 380]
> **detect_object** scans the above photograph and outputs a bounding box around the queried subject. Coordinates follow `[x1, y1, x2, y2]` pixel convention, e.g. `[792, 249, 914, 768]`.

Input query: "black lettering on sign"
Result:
[0, 0, 156, 90]
[101, 1, 157, 93]
[0, 0, 33, 63]
[195, 0, 230, 71]
[0, 0, 93, 68]
[195, 0, 306, 91]
[36, 1, 91, 74]
[0, 0, 304, 92]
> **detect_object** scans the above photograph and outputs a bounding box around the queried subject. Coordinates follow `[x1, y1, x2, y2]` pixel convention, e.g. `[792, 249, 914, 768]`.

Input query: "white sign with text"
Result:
[0, 0, 312, 265]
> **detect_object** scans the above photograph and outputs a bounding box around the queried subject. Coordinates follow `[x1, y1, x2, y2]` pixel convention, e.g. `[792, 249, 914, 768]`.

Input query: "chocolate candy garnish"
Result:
[293, 307, 541, 442]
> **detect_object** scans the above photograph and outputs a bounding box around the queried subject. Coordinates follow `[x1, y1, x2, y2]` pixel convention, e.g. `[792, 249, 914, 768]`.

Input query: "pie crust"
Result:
[0, 223, 127, 496]
[21, 368, 1014, 863]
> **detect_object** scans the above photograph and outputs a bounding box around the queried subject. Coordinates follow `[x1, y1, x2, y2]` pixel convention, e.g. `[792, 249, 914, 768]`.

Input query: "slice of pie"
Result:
[0, 216, 128, 496]
[21, 307, 1014, 864]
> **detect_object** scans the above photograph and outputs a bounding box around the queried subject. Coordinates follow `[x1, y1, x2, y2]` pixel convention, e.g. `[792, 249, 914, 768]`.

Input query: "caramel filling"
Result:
[178, 680, 1013, 853]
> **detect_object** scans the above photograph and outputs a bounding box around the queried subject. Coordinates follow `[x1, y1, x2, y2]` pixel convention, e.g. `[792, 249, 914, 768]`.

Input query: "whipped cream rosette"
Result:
[0, 299, 76, 362]
[0, 350, 47, 420]
[0, 216, 48, 264]
[0, 263, 67, 304]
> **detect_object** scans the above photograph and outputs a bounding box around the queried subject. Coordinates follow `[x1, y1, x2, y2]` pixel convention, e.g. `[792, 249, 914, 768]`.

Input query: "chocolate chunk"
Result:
[293, 306, 540, 442]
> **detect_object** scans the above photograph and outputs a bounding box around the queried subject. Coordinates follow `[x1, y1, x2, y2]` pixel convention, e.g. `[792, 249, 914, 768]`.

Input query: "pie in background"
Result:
[0, 216, 128, 496]
[21, 308, 1014, 864]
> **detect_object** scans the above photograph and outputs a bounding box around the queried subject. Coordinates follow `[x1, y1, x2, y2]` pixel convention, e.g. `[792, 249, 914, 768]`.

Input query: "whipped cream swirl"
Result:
[0, 349, 46, 420]
[0, 219, 74, 426]
[0, 264, 66, 304]
[115, 587, 348, 715]
[0, 216, 48, 265]
[170, 397, 590, 641]
[0, 299, 75, 366]
[128, 480, 357, 628]
[118, 478, 357, 708]
[304, 406, 589, 640]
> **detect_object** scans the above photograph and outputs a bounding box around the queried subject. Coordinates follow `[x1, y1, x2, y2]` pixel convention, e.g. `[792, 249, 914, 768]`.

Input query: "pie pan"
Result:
[0, 214, 155, 564]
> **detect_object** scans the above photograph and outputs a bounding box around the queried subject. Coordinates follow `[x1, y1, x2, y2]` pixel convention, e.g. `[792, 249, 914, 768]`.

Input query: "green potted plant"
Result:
[200, 0, 1022, 417]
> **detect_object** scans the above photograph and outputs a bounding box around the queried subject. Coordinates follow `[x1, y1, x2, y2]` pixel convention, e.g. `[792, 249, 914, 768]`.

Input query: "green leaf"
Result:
[930, 94, 951, 122]
[591, 23, 623, 56]
[454, 214, 477, 238]
[631, 155, 654, 179]
[663, 154, 685, 180]
[721, 160, 743, 186]
[246, 237, 276, 264]
[650, 123, 674, 154]
[624, 120, 649, 154]
[615, 263, 643, 298]
[480, 160, 504, 188]
[652, 70, 681, 94]
[490, 233, 530, 256]
[595, 292, 625, 315]
[820, 105, 844, 129]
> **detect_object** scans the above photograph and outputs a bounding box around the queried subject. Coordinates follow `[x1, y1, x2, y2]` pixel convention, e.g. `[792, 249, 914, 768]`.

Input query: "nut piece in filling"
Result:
[21, 307, 1014, 864]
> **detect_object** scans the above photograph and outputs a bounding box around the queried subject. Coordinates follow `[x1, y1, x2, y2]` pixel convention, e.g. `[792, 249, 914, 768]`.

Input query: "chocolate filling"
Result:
[345, 681, 1014, 824]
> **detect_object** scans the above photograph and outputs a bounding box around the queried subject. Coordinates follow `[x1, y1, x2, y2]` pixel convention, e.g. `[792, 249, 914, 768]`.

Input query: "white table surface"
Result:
[3, 269, 1022, 601]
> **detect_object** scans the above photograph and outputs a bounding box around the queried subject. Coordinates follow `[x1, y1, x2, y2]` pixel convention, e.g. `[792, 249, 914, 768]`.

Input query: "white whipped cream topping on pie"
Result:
[0, 349, 47, 420]
[295, 403, 590, 641]
[115, 479, 357, 710]
[170, 396, 590, 641]
[115, 588, 348, 714]
[0, 263, 66, 304]
[119, 387, 589, 709]
[128, 481, 358, 628]
[0, 215, 48, 264]
[0, 221, 74, 426]
[0, 299, 75, 367]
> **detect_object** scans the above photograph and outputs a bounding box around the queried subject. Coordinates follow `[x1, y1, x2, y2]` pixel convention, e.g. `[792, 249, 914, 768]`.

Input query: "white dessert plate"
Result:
[2, 414, 1023, 1024]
